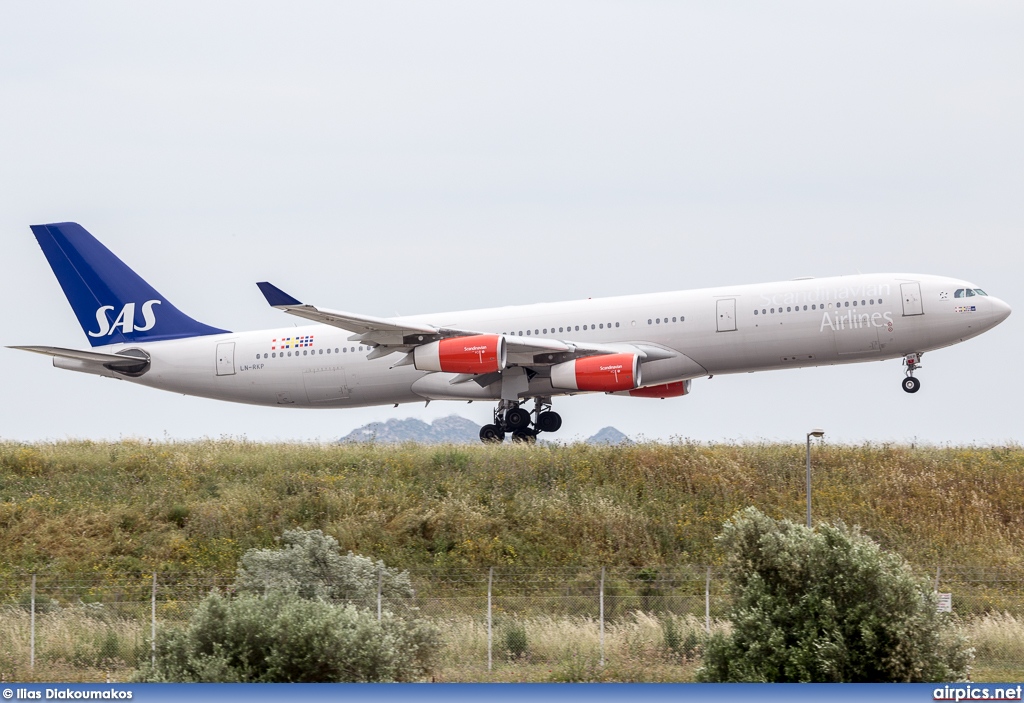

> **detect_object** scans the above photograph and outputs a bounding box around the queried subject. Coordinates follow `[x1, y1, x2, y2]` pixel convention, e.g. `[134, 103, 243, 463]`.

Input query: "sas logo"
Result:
[88, 300, 162, 337]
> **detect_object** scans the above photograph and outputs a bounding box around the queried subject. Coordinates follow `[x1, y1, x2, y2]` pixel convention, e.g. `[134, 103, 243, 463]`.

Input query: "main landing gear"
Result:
[902, 353, 922, 394]
[479, 397, 562, 444]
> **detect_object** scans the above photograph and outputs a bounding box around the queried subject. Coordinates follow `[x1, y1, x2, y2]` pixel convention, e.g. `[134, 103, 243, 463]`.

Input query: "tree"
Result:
[697, 508, 971, 682]
[234, 528, 413, 607]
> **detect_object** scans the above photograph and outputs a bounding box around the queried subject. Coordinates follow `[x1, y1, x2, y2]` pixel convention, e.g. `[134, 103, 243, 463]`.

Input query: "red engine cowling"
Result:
[550, 353, 641, 392]
[624, 380, 691, 398]
[414, 334, 507, 374]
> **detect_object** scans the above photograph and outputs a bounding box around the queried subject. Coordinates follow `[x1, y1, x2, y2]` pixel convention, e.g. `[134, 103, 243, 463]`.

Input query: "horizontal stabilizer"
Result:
[8, 345, 149, 369]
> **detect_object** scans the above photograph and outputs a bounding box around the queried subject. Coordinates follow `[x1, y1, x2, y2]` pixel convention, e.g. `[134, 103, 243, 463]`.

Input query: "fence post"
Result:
[487, 566, 493, 672]
[599, 566, 605, 667]
[377, 564, 383, 622]
[151, 572, 157, 668]
[30, 574, 36, 671]
[704, 564, 712, 638]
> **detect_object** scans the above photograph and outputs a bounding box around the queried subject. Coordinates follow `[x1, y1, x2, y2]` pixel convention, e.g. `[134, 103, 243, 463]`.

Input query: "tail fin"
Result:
[30, 222, 229, 347]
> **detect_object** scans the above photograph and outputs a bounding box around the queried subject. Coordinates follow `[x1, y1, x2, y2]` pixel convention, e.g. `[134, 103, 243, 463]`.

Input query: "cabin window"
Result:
[647, 319, 652, 325]
[615, 322, 620, 327]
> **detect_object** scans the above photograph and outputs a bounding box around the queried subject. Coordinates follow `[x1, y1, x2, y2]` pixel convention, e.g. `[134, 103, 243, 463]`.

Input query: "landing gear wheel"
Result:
[505, 407, 532, 431]
[511, 429, 537, 444]
[537, 411, 562, 433]
[902, 377, 921, 394]
[480, 424, 505, 443]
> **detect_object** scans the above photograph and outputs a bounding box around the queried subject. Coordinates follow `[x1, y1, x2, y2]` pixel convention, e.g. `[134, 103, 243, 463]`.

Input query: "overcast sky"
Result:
[2, 2, 1021, 445]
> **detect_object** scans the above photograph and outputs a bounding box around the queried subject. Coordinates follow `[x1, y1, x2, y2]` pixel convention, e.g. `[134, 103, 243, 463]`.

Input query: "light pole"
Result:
[806, 429, 825, 528]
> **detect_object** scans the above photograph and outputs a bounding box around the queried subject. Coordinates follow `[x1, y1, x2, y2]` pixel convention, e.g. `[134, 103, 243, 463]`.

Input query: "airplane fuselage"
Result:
[69, 272, 1008, 409]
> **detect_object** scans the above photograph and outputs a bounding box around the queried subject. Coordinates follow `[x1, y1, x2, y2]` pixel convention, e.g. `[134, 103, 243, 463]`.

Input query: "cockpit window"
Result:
[965, 289, 975, 297]
[954, 289, 965, 298]
[974, 289, 988, 296]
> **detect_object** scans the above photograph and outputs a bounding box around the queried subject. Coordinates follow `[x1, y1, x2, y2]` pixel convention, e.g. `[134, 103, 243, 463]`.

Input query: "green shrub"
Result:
[662, 615, 703, 660]
[233, 528, 413, 607]
[697, 508, 973, 682]
[501, 620, 528, 660]
[135, 591, 440, 682]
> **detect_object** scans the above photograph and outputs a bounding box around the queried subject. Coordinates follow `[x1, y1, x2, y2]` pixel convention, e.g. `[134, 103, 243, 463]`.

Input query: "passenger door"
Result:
[901, 282, 924, 316]
[215, 342, 235, 376]
[716, 298, 737, 332]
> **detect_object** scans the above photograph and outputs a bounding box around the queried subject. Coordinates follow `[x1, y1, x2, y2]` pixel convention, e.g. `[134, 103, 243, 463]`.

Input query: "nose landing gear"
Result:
[902, 353, 922, 393]
[478, 397, 563, 443]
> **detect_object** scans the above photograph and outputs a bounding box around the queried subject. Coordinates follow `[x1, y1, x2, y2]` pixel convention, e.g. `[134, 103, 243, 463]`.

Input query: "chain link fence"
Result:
[1, 566, 1022, 682]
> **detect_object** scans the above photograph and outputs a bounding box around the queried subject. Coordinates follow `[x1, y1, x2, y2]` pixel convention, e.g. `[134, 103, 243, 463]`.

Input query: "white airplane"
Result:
[11, 223, 1012, 442]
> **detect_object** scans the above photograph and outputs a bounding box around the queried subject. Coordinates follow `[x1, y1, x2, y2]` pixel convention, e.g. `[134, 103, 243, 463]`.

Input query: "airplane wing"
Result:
[256, 282, 676, 368]
[8, 345, 150, 369]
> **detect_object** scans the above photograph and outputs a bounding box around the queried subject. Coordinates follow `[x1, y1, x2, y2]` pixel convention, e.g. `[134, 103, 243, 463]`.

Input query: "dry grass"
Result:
[0, 606, 145, 683]
[434, 611, 716, 682]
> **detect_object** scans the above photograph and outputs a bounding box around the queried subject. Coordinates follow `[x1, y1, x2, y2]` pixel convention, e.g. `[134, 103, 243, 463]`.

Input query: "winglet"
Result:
[256, 282, 303, 307]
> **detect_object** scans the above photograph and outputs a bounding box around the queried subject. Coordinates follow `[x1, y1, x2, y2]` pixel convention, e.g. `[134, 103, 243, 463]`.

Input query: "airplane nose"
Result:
[989, 296, 1012, 324]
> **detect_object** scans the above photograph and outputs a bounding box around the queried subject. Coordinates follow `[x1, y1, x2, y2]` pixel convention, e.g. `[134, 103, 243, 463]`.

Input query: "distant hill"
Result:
[586, 426, 632, 445]
[339, 415, 482, 444]
[340, 415, 630, 445]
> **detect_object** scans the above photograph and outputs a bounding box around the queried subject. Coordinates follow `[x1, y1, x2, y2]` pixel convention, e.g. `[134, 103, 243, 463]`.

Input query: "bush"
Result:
[697, 508, 972, 682]
[136, 591, 440, 682]
[662, 615, 703, 661]
[501, 620, 528, 660]
[234, 529, 414, 607]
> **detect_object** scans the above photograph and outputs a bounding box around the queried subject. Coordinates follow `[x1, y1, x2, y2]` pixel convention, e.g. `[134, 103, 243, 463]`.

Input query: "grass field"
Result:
[1, 440, 1023, 681]
[2, 440, 1023, 575]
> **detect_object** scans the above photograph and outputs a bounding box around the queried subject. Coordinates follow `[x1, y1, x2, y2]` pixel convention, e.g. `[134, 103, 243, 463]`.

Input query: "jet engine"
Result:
[414, 334, 507, 374]
[618, 380, 691, 398]
[550, 353, 641, 392]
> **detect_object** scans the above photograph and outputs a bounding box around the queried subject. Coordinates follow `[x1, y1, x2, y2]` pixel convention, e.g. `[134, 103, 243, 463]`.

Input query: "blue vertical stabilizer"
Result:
[30, 222, 229, 347]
